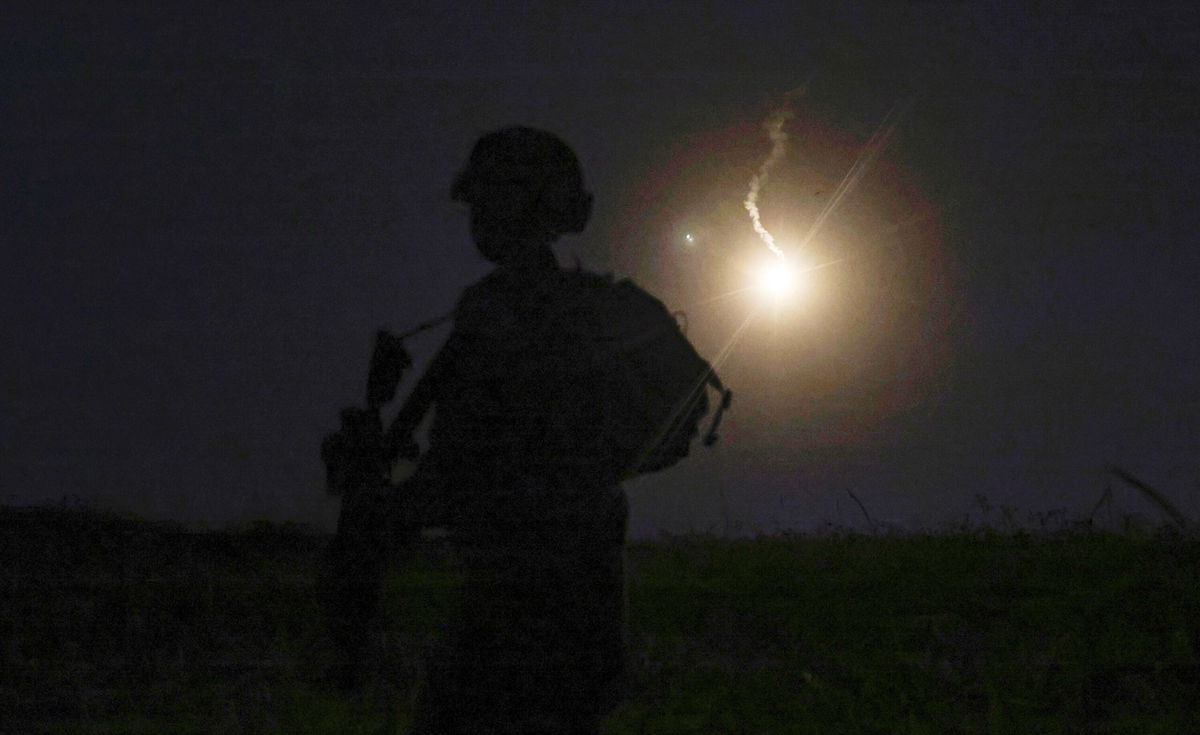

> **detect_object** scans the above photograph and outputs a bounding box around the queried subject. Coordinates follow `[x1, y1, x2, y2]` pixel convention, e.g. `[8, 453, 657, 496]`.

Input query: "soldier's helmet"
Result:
[451, 126, 592, 236]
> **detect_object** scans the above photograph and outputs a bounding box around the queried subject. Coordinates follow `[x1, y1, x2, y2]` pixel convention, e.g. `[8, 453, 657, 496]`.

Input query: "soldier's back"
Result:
[410, 264, 631, 734]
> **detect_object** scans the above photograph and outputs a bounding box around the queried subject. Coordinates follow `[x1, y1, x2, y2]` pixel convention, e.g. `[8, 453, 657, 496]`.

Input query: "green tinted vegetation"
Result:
[3, 506, 1197, 733]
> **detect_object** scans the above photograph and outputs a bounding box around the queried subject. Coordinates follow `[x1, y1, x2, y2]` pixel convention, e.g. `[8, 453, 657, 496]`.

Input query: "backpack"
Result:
[554, 270, 732, 480]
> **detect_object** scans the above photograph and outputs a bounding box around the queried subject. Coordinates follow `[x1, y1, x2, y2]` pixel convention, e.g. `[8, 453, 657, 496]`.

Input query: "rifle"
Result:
[321, 330, 408, 496]
[321, 315, 451, 499]
[317, 325, 447, 690]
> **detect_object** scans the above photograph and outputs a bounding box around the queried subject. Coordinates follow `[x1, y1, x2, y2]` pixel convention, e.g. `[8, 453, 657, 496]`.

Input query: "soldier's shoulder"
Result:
[452, 265, 660, 335]
[562, 267, 659, 298]
[452, 272, 522, 335]
[558, 269, 669, 321]
[558, 266, 653, 307]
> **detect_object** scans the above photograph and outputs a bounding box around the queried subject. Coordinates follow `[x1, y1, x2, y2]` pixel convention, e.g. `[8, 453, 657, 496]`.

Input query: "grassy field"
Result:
[2, 504, 1198, 734]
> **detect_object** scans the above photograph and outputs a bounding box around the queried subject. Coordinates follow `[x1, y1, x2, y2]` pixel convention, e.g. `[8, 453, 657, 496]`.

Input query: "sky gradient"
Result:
[3, 2, 1198, 536]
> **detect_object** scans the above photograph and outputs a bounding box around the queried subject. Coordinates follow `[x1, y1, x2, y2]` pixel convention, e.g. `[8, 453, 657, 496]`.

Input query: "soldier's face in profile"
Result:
[466, 168, 550, 265]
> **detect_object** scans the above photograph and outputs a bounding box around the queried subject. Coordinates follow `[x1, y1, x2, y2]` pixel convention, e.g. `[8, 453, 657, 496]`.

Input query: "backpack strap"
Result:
[702, 382, 733, 446]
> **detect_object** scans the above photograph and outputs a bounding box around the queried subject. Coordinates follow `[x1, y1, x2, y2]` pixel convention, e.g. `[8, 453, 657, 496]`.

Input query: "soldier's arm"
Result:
[382, 341, 452, 462]
[382, 282, 488, 461]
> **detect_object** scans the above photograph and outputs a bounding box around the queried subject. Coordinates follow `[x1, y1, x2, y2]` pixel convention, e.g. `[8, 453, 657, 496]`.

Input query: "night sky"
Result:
[3, 2, 1198, 536]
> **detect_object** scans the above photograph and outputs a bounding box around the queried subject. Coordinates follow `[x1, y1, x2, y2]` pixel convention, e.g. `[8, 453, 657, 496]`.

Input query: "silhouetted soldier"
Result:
[400, 127, 629, 734]
[321, 126, 730, 731]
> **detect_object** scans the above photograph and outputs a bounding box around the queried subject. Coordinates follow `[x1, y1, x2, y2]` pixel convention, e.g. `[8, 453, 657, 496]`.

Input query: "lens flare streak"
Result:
[709, 303, 762, 374]
[799, 97, 913, 251]
[688, 286, 758, 308]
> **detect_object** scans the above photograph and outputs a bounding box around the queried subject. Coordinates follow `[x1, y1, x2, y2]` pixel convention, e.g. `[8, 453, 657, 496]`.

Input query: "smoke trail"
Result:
[743, 106, 794, 261]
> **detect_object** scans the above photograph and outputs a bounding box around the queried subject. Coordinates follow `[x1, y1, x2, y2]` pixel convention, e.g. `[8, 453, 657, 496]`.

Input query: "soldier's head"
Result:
[451, 127, 592, 266]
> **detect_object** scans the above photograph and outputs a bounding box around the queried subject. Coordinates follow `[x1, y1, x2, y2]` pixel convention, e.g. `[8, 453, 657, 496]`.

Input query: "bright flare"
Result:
[754, 256, 807, 304]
